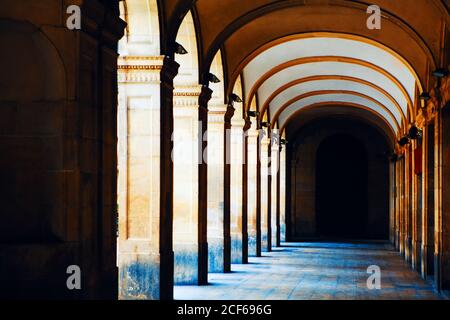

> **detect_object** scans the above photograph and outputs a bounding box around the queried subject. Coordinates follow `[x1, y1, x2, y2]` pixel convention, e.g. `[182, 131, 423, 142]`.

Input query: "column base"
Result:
[208, 237, 224, 273]
[261, 232, 270, 252]
[119, 252, 161, 300]
[174, 243, 199, 285]
[248, 232, 260, 257]
[231, 233, 243, 264]
[280, 224, 286, 242]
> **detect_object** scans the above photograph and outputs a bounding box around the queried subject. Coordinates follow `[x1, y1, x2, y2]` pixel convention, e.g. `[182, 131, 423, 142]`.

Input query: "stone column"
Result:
[399, 156, 406, 256]
[0, 0, 125, 299]
[404, 151, 412, 261]
[172, 85, 207, 285]
[435, 104, 444, 290]
[280, 144, 287, 242]
[241, 118, 252, 263]
[437, 82, 450, 289]
[207, 104, 229, 273]
[389, 160, 396, 245]
[394, 159, 401, 250]
[271, 139, 280, 248]
[421, 123, 433, 278]
[260, 136, 271, 252]
[223, 105, 235, 271]
[198, 86, 211, 284]
[247, 127, 261, 257]
[230, 118, 246, 263]
[117, 56, 179, 300]
[412, 140, 420, 270]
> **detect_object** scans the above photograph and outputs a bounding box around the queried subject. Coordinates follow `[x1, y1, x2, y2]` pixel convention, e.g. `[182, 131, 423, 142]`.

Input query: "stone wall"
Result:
[288, 117, 390, 240]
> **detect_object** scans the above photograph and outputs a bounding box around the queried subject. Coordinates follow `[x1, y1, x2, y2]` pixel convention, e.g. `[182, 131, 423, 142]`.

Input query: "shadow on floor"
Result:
[174, 241, 444, 300]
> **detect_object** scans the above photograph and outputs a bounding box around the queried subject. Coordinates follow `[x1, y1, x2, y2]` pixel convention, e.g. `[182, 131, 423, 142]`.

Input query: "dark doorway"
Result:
[316, 134, 368, 239]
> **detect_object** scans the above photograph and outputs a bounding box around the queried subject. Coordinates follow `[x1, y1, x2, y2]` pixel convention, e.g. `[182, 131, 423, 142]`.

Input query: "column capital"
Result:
[261, 136, 271, 147]
[231, 117, 246, 129]
[247, 128, 259, 139]
[271, 144, 281, 153]
[174, 84, 203, 108]
[208, 104, 229, 124]
[118, 55, 166, 84]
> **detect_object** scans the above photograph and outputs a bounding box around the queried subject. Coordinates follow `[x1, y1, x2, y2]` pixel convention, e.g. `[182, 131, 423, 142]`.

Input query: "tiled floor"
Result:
[174, 242, 443, 300]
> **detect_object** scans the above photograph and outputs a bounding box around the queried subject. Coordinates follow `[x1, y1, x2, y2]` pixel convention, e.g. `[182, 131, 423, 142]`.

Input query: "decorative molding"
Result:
[118, 55, 165, 84]
[118, 65, 162, 71]
[173, 84, 203, 108]
[208, 104, 228, 123]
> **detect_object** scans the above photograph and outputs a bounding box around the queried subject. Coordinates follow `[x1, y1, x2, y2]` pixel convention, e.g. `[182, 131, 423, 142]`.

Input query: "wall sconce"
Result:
[229, 93, 242, 103]
[398, 136, 410, 147]
[271, 132, 281, 145]
[408, 125, 423, 140]
[280, 139, 287, 145]
[419, 92, 431, 102]
[432, 68, 449, 78]
[208, 73, 220, 83]
[248, 110, 259, 118]
[173, 42, 188, 55]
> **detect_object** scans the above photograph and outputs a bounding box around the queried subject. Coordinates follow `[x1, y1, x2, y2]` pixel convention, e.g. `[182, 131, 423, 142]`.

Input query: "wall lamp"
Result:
[419, 92, 431, 102]
[280, 139, 287, 145]
[432, 68, 449, 78]
[208, 73, 220, 83]
[408, 125, 423, 140]
[398, 136, 410, 147]
[229, 93, 243, 103]
[173, 41, 188, 55]
[248, 110, 259, 118]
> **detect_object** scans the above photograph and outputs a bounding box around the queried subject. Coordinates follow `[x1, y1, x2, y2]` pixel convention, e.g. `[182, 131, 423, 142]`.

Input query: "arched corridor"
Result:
[1, 0, 450, 301]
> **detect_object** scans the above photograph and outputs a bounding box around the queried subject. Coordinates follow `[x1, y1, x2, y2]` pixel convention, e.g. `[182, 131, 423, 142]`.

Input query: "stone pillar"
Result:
[399, 156, 406, 256]
[421, 123, 433, 278]
[172, 85, 207, 285]
[198, 87, 210, 284]
[435, 104, 444, 290]
[438, 95, 450, 290]
[425, 119, 437, 279]
[247, 128, 261, 257]
[271, 139, 280, 248]
[223, 105, 235, 271]
[241, 119, 252, 263]
[260, 136, 271, 252]
[412, 140, 420, 271]
[404, 151, 412, 261]
[230, 118, 245, 263]
[207, 104, 229, 273]
[394, 159, 401, 250]
[117, 56, 178, 300]
[0, 0, 124, 299]
[280, 144, 287, 242]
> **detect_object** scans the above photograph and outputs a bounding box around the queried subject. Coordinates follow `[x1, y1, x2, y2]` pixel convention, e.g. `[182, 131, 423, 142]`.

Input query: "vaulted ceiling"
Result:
[158, 0, 450, 141]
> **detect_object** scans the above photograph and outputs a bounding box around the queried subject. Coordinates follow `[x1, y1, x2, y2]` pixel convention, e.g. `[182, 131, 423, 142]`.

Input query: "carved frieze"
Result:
[118, 55, 165, 83]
